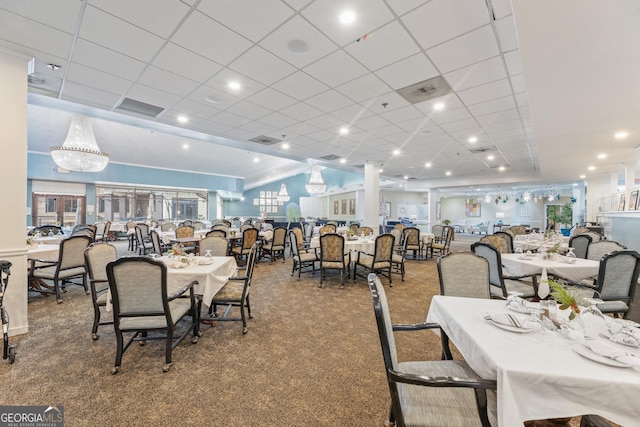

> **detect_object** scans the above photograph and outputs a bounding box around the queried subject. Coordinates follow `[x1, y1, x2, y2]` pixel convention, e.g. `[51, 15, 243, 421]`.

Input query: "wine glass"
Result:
[506, 291, 527, 312]
[610, 320, 640, 347]
[522, 308, 544, 331]
[565, 247, 577, 263]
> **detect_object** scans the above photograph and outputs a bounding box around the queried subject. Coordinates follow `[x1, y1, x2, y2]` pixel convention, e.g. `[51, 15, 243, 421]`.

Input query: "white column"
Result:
[625, 161, 637, 198]
[363, 163, 379, 234]
[0, 49, 30, 335]
[429, 189, 440, 226]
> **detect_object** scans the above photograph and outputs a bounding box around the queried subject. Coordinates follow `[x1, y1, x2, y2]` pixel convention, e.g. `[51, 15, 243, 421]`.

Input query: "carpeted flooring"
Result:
[0, 237, 596, 426]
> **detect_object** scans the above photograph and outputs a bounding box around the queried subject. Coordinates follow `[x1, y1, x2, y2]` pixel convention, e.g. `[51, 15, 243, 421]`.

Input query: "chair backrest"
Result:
[289, 230, 302, 257]
[71, 227, 96, 241]
[175, 225, 195, 238]
[199, 236, 228, 256]
[206, 229, 227, 239]
[574, 226, 590, 236]
[95, 222, 106, 236]
[431, 224, 444, 240]
[270, 227, 287, 246]
[319, 224, 336, 235]
[135, 226, 147, 248]
[291, 228, 304, 250]
[150, 230, 163, 254]
[587, 240, 626, 261]
[471, 242, 507, 297]
[59, 235, 92, 270]
[595, 250, 640, 304]
[303, 222, 315, 239]
[493, 231, 513, 253]
[103, 221, 111, 235]
[320, 233, 345, 263]
[241, 227, 259, 250]
[479, 235, 509, 254]
[149, 220, 158, 229]
[193, 221, 206, 230]
[437, 252, 490, 298]
[160, 222, 176, 232]
[240, 224, 252, 232]
[372, 234, 395, 264]
[222, 219, 232, 227]
[84, 242, 117, 293]
[569, 234, 593, 259]
[182, 220, 193, 226]
[107, 257, 169, 318]
[402, 227, 420, 247]
[126, 221, 135, 231]
[393, 223, 405, 231]
[579, 231, 603, 242]
[359, 226, 374, 236]
[136, 223, 150, 238]
[350, 223, 360, 235]
[390, 228, 403, 246]
[509, 225, 527, 236]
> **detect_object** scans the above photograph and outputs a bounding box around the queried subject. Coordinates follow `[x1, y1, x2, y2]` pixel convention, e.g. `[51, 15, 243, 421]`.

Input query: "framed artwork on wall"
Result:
[333, 201, 339, 215]
[630, 190, 639, 210]
[465, 199, 481, 217]
[618, 193, 626, 211]
[341, 199, 347, 215]
[436, 201, 441, 220]
[349, 199, 355, 215]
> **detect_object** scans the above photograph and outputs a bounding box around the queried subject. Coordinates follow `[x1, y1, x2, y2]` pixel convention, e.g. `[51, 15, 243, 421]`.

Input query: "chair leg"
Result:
[112, 329, 124, 374]
[92, 305, 101, 340]
[240, 303, 248, 334]
[54, 279, 62, 304]
[163, 327, 173, 372]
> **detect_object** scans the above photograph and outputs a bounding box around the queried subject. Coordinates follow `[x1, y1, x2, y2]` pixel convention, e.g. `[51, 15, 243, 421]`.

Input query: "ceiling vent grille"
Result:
[469, 145, 498, 154]
[396, 76, 452, 104]
[318, 154, 341, 161]
[248, 135, 281, 145]
[116, 98, 165, 118]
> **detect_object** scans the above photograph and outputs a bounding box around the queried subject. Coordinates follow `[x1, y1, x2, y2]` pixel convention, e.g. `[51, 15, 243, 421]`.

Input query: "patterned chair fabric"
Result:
[289, 230, 318, 280]
[479, 235, 509, 255]
[509, 225, 527, 236]
[594, 250, 640, 319]
[319, 233, 350, 288]
[391, 236, 408, 281]
[262, 226, 287, 262]
[135, 226, 153, 255]
[84, 242, 117, 340]
[493, 231, 514, 253]
[353, 234, 395, 286]
[319, 224, 336, 235]
[231, 228, 259, 264]
[150, 230, 164, 255]
[206, 229, 227, 239]
[359, 226, 374, 236]
[349, 223, 360, 235]
[437, 252, 491, 299]
[199, 236, 228, 257]
[402, 227, 421, 259]
[192, 221, 206, 231]
[431, 225, 444, 242]
[160, 222, 176, 232]
[367, 274, 497, 427]
[569, 234, 593, 259]
[471, 242, 536, 299]
[427, 226, 454, 258]
[107, 256, 198, 373]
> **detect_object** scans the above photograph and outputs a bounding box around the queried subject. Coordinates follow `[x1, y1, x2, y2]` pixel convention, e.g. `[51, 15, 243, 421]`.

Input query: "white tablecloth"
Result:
[27, 244, 60, 262]
[310, 237, 375, 254]
[427, 295, 640, 426]
[32, 235, 65, 245]
[158, 229, 208, 245]
[501, 253, 599, 283]
[513, 235, 569, 252]
[421, 233, 435, 244]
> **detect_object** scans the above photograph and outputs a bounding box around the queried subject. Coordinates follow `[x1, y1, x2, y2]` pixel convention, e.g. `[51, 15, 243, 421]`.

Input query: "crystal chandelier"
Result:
[50, 115, 109, 172]
[305, 165, 327, 194]
[276, 182, 290, 203]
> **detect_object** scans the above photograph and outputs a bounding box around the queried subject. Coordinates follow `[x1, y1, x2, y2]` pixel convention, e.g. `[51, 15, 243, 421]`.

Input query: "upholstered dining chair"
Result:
[349, 223, 360, 235]
[359, 226, 374, 236]
[231, 227, 259, 265]
[206, 229, 227, 239]
[569, 234, 593, 259]
[391, 235, 409, 281]
[319, 233, 351, 288]
[581, 231, 603, 242]
[261, 226, 287, 262]
[209, 242, 260, 334]
[471, 242, 536, 299]
[106, 256, 198, 373]
[508, 225, 527, 236]
[427, 226, 454, 259]
[493, 231, 514, 253]
[192, 221, 206, 231]
[586, 240, 626, 261]
[437, 252, 491, 299]
[431, 224, 444, 243]
[479, 235, 510, 254]
[353, 234, 395, 286]
[319, 224, 336, 235]
[174, 225, 196, 253]
[29, 234, 92, 304]
[593, 250, 640, 319]
[401, 227, 421, 260]
[135, 226, 153, 255]
[149, 230, 164, 255]
[198, 235, 228, 257]
[84, 242, 117, 340]
[94, 221, 111, 242]
[160, 222, 176, 232]
[288, 230, 318, 280]
[367, 274, 497, 427]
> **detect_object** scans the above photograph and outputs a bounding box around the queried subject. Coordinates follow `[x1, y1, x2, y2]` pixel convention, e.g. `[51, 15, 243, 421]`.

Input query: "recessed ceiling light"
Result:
[597, 153, 607, 159]
[487, 155, 495, 161]
[498, 166, 505, 172]
[379, 168, 384, 173]
[253, 157, 260, 163]
[282, 142, 290, 149]
[468, 136, 478, 143]
[288, 39, 309, 55]
[433, 102, 445, 111]
[614, 131, 628, 139]
[445, 171, 452, 176]
[339, 127, 349, 135]
[580, 174, 586, 179]
[182, 143, 189, 150]
[339, 10, 356, 24]
[392, 149, 400, 156]
[403, 175, 409, 180]
[588, 165, 596, 171]
[177, 115, 188, 123]
[205, 95, 221, 104]
[240, 196, 245, 201]
[340, 158, 346, 164]
[228, 81, 241, 90]
[425, 162, 432, 168]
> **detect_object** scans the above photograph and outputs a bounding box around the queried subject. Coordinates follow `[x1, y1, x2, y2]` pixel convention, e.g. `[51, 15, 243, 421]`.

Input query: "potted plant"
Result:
[548, 202, 573, 236]
[442, 219, 451, 226]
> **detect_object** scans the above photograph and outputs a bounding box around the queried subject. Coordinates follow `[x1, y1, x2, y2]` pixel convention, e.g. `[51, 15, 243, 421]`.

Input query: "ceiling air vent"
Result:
[469, 145, 498, 154]
[248, 135, 281, 146]
[396, 76, 452, 105]
[318, 154, 341, 161]
[116, 98, 165, 118]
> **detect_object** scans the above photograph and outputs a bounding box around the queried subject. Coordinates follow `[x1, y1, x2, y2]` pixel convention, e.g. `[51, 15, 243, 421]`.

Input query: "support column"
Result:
[625, 161, 637, 202]
[429, 189, 441, 226]
[363, 162, 379, 235]
[0, 49, 30, 335]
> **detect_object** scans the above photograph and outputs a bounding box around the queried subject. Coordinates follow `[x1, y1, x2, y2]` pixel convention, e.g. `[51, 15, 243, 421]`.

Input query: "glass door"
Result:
[32, 194, 86, 227]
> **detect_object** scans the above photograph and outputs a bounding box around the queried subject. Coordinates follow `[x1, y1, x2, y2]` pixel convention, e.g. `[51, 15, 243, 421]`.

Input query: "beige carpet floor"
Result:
[0, 239, 602, 426]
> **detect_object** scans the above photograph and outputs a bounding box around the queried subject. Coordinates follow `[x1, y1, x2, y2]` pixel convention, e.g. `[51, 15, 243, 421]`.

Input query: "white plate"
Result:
[572, 344, 631, 367]
[488, 319, 535, 333]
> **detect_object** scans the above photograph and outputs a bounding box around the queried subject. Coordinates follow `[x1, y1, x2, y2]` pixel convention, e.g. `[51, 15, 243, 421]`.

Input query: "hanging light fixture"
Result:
[276, 182, 290, 203]
[305, 165, 327, 194]
[50, 114, 109, 172]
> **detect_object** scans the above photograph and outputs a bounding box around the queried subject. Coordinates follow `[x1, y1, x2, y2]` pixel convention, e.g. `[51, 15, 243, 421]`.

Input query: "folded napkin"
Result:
[486, 312, 527, 329]
[586, 339, 640, 368]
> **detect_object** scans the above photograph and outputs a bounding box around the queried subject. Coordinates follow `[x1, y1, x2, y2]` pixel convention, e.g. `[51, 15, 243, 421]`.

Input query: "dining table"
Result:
[27, 244, 61, 293]
[426, 295, 640, 426]
[501, 253, 599, 284]
[513, 234, 570, 253]
[310, 235, 375, 254]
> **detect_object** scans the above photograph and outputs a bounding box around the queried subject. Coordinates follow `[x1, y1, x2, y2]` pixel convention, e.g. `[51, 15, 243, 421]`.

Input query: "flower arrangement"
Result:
[549, 279, 580, 320]
[169, 244, 187, 257]
[27, 236, 35, 247]
[548, 242, 561, 254]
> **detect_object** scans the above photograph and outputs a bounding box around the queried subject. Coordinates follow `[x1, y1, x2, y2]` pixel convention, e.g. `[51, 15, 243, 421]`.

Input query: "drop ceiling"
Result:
[1, 0, 639, 195]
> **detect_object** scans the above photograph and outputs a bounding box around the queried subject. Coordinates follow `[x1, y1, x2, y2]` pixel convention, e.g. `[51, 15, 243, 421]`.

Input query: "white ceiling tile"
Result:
[72, 39, 146, 80]
[0, 11, 74, 59]
[304, 90, 352, 113]
[237, 120, 277, 135]
[212, 111, 253, 128]
[153, 43, 222, 83]
[467, 95, 516, 116]
[283, 121, 321, 136]
[282, 0, 313, 11]
[66, 63, 131, 95]
[352, 115, 391, 131]
[487, 127, 526, 139]
[395, 118, 438, 134]
[172, 11, 252, 65]
[504, 49, 523, 75]
[247, 88, 298, 111]
[426, 25, 500, 73]
[428, 107, 473, 125]
[362, 91, 410, 114]
[522, 117, 533, 128]
[370, 124, 404, 138]
[224, 127, 259, 141]
[385, 0, 430, 17]
[490, 0, 513, 20]
[515, 92, 529, 107]
[256, 112, 299, 129]
[259, 15, 338, 68]
[511, 73, 527, 94]
[89, 0, 189, 38]
[402, 0, 490, 50]
[279, 102, 324, 121]
[226, 101, 271, 121]
[138, 66, 200, 96]
[483, 118, 522, 133]
[303, 50, 368, 87]
[330, 104, 374, 122]
[335, 73, 390, 103]
[495, 16, 518, 52]
[305, 114, 345, 130]
[444, 56, 506, 91]
[187, 84, 242, 110]
[127, 84, 181, 109]
[519, 106, 531, 118]
[475, 108, 520, 126]
[438, 118, 479, 132]
[229, 46, 296, 86]
[344, 20, 420, 71]
[192, 120, 234, 136]
[170, 98, 220, 120]
[80, 6, 164, 62]
[302, 0, 395, 47]
[272, 72, 329, 101]
[206, 69, 265, 98]
[457, 78, 512, 105]
[0, 2, 81, 32]
[61, 81, 122, 109]
[375, 53, 439, 90]
[197, 0, 293, 43]
[306, 129, 336, 142]
[380, 105, 424, 124]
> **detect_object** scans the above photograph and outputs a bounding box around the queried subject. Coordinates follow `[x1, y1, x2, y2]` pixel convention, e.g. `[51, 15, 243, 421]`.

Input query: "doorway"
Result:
[32, 194, 86, 227]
